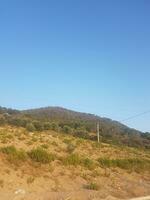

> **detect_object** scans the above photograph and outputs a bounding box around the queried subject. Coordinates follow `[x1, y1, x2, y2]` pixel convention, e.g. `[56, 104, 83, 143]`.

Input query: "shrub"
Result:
[62, 125, 72, 134]
[33, 121, 44, 131]
[0, 117, 6, 126]
[43, 122, 51, 130]
[28, 147, 55, 164]
[26, 123, 36, 132]
[74, 128, 88, 139]
[50, 122, 59, 131]
[8, 118, 27, 127]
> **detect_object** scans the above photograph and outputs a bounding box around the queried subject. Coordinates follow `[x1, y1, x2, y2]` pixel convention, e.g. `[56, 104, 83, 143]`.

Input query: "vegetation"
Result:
[0, 146, 27, 164]
[62, 154, 95, 170]
[27, 177, 35, 184]
[43, 122, 51, 130]
[62, 125, 72, 134]
[97, 158, 150, 171]
[85, 182, 100, 190]
[82, 158, 95, 170]
[40, 144, 49, 149]
[32, 121, 44, 131]
[28, 147, 55, 164]
[0, 106, 150, 149]
[66, 143, 76, 153]
[62, 153, 81, 166]
[26, 123, 36, 132]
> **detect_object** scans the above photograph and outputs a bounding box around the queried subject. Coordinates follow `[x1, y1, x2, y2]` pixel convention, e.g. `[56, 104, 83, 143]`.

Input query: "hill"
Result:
[0, 125, 149, 200]
[0, 106, 149, 149]
[0, 107, 149, 199]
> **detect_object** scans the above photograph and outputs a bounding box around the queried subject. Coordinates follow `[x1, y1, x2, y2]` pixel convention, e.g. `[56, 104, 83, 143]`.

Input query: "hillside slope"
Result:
[0, 106, 150, 148]
[0, 126, 149, 200]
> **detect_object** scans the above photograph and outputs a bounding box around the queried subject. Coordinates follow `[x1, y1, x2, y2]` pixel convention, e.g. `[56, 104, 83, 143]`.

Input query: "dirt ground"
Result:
[0, 126, 149, 200]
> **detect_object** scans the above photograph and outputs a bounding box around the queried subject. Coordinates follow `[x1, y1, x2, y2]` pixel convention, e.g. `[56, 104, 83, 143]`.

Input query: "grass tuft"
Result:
[97, 157, 150, 172]
[62, 153, 81, 166]
[82, 158, 95, 170]
[28, 147, 55, 164]
[0, 145, 27, 164]
[85, 182, 99, 190]
[62, 154, 95, 170]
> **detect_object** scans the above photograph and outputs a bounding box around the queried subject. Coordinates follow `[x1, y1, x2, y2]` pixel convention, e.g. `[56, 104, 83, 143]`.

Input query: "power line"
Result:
[120, 110, 150, 123]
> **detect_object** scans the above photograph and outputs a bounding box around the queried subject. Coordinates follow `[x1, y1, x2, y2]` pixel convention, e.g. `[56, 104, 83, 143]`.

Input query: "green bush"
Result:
[28, 147, 55, 164]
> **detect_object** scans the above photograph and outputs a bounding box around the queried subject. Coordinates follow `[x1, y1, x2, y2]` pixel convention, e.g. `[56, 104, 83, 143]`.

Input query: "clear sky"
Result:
[0, 0, 150, 132]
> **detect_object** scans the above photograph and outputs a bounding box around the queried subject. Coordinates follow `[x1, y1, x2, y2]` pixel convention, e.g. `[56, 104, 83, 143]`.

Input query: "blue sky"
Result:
[0, 0, 150, 132]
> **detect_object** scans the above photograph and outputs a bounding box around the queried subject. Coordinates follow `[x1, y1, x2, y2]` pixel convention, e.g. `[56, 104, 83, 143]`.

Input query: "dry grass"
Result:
[0, 126, 149, 199]
[27, 176, 35, 184]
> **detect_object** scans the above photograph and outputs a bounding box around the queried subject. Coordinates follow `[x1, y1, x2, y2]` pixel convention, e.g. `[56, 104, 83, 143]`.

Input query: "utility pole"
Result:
[97, 122, 100, 143]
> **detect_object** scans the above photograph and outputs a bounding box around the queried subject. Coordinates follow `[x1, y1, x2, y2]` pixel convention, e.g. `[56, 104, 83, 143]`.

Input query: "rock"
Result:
[15, 189, 26, 195]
